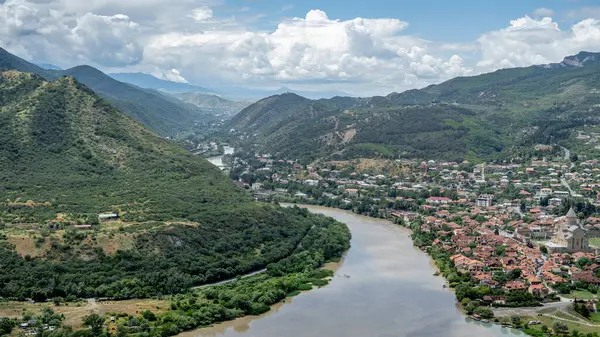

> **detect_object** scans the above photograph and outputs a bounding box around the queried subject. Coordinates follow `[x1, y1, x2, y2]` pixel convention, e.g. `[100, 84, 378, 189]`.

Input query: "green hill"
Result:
[0, 71, 347, 300]
[226, 52, 600, 162]
[0, 48, 204, 137]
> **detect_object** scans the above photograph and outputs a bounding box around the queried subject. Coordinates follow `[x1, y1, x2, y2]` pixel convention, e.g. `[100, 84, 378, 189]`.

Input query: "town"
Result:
[213, 144, 600, 334]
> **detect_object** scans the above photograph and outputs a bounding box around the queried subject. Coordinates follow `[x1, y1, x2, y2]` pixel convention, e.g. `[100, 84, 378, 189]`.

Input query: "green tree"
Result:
[83, 314, 105, 335]
[552, 321, 568, 334]
[0, 318, 15, 335]
[507, 268, 522, 281]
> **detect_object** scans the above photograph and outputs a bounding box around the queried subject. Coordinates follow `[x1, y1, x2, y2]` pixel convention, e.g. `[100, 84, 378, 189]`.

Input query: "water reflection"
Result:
[179, 206, 524, 337]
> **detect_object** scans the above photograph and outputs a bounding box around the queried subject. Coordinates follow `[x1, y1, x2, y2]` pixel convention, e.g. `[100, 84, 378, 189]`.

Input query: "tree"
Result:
[83, 314, 105, 335]
[577, 257, 591, 269]
[507, 268, 522, 281]
[473, 306, 494, 319]
[552, 321, 568, 334]
[0, 318, 15, 335]
[571, 154, 579, 162]
[574, 302, 590, 318]
[540, 246, 548, 254]
[140, 310, 157, 322]
[494, 245, 506, 256]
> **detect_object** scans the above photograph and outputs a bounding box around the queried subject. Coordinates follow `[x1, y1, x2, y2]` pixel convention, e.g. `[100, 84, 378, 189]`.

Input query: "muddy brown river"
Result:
[179, 205, 525, 337]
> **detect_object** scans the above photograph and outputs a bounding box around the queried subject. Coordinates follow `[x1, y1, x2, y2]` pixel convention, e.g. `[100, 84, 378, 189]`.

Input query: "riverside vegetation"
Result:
[0, 71, 351, 336]
[1, 208, 350, 337]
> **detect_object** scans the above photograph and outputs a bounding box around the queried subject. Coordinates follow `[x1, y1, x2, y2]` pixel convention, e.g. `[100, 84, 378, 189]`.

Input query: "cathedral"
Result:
[545, 208, 593, 253]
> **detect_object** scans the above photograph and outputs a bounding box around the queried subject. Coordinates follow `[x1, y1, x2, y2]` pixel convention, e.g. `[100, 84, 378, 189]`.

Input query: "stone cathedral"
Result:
[545, 208, 593, 253]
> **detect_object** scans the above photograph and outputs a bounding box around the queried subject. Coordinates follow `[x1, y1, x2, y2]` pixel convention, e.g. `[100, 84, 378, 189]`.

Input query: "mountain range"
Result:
[226, 51, 600, 162]
[174, 92, 252, 118]
[110, 72, 351, 100]
[0, 48, 207, 136]
[109, 72, 215, 94]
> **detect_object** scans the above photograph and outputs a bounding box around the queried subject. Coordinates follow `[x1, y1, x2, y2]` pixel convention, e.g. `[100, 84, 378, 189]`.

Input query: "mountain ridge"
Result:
[109, 72, 215, 94]
[0, 48, 203, 136]
[226, 51, 600, 161]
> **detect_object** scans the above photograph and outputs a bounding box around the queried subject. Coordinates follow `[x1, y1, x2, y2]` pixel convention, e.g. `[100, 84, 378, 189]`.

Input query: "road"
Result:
[494, 297, 600, 327]
[562, 146, 571, 161]
[191, 268, 267, 290]
[561, 177, 575, 196]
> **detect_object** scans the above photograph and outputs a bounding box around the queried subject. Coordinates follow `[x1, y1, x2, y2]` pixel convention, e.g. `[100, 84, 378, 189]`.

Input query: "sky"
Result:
[1, 0, 600, 96]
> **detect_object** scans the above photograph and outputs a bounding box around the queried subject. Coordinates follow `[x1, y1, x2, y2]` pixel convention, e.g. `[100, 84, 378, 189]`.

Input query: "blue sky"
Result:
[232, 0, 596, 40]
[2, 0, 600, 96]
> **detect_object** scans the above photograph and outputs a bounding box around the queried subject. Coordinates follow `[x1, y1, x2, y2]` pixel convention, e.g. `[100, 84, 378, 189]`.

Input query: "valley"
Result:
[3, 44, 600, 337]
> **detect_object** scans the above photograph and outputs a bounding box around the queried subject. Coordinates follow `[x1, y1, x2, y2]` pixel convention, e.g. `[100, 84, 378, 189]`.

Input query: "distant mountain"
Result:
[37, 63, 63, 70]
[227, 52, 600, 161]
[174, 92, 252, 117]
[215, 85, 352, 100]
[537, 51, 600, 69]
[0, 48, 54, 77]
[62, 66, 205, 136]
[0, 47, 204, 136]
[110, 72, 215, 94]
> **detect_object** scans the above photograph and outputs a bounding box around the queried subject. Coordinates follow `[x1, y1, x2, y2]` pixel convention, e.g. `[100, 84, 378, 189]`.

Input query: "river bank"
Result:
[177, 205, 524, 337]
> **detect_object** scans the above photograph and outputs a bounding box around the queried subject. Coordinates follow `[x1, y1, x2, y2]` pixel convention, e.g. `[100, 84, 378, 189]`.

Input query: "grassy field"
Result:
[513, 315, 600, 335]
[589, 238, 600, 248]
[590, 312, 600, 324]
[0, 299, 169, 329]
[563, 290, 599, 300]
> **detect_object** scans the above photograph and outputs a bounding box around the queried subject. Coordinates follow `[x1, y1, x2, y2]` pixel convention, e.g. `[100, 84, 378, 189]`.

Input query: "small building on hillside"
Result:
[476, 194, 494, 208]
[98, 213, 118, 222]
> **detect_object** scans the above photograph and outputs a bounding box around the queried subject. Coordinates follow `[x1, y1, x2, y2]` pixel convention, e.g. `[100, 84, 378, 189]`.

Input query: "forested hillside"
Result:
[226, 51, 600, 162]
[0, 71, 348, 300]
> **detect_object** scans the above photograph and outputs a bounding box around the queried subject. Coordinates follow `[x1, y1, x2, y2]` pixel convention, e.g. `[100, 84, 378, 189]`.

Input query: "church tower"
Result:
[566, 207, 578, 228]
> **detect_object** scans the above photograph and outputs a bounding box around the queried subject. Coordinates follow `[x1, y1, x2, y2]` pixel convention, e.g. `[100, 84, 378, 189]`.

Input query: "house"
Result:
[98, 213, 118, 222]
[73, 224, 92, 230]
[467, 260, 485, 273]
[427, 197, 452, 204]
[294, 192, 308, 200]
[482, 295, 507, 305]
[345, 189, 359, 196]
[504, 280, 527, 292]
[476, 194, 494, 208]
[528, 284, 550, 298]
[572, 272, 600, 286]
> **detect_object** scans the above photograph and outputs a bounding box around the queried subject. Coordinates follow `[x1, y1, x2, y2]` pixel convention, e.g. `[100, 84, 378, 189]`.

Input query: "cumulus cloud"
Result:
[476, 16, 600, 70]
[2, 1, 600, 96]
[0, 0, 142, 67]
[144, 9, 469, 94]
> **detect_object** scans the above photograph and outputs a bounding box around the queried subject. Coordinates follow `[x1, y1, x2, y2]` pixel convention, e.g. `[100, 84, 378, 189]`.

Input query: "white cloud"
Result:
[190, 7, 213, 21]
[476, 16, 600, 70]
[2, 2, 600, 96]
[0, 0, 143, 67]
[532, 7, 554, 18]
[143, 9, 469, 94]
[153, 68, 188, 83]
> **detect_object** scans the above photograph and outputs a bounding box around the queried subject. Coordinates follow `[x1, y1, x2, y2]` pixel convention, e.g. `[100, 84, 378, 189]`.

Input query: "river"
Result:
[179, 206, 525, 337]
[206, 146, 234, 170]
